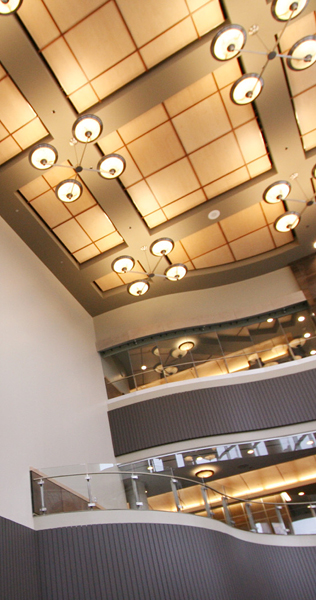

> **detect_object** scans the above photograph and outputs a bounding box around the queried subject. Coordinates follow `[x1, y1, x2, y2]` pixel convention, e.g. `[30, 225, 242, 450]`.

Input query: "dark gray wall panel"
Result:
[37, 522, 316, 600]
[109, 369, 316, 455]
[0, 515, 40, 600]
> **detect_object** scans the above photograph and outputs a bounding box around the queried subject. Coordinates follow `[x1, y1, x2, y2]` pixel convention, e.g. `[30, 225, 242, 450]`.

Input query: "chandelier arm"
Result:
[286, 198, 309, 204]
[294, 178, 311, 202]
[273, 8, 296, 51]
[78, 141, 88, 167]
[256, 33, 270, 53]
[73, 140, 80, 166]
[275, 52, 309, 60]
[152, 255, 165, 273]
[239, 48, 270, 57]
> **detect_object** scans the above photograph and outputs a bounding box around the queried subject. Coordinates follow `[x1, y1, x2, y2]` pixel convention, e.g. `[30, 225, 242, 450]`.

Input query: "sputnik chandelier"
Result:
[29, 114, 126, 203]
[263, 165, 316, 232]
[210, 0, 316, 105]
[112, 238, 187, 297]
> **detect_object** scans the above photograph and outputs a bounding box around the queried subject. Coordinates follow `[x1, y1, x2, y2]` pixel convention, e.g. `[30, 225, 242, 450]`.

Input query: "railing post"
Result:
[309, 504, 316, 518]
[221, 497, 234, 526]
[245, 502, 257, 532]
[38, 479, 47, 514]
[200, 485, 213, 518]
[85, 474, 96, 509]
[171, 478, 182, 512]
[131, 475, 143, 509]
[275, 505, 288, 534]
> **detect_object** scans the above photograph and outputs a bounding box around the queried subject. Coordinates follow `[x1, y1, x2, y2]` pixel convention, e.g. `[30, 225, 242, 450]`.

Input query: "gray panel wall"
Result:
[109, 369, 316, 455]
[0, 515, 40, 600]
[37, 522, 316, 600]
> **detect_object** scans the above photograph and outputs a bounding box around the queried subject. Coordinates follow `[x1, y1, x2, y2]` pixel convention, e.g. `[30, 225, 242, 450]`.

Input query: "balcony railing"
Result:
[31, 465, 316, 536]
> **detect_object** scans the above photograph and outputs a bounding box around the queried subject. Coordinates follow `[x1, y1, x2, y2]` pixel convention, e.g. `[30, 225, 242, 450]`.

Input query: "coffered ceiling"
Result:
[0, 0, 316, 316]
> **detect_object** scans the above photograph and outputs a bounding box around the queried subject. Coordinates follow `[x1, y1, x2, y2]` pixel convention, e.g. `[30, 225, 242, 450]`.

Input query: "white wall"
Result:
[0, 216, 115, 527]
[94, 268, 304, 350]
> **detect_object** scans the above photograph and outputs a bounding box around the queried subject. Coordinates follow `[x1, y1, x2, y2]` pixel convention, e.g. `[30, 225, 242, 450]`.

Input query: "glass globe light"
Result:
[210, 24, 246, 61]
[271, 0, 309, 21]
[0, 0, 23, 14]
[55, 179, 83, 203]
[230, 74, 263, 105]
[165, 264, 187, 281]
[98, 154, 126, 179]
[263, 181, 291, 204]
[112, 256, 135, 274]
[29, 143, 58, 170]
[128, 280, 149, 296]
[72, 114, 103, 143]
[287, 35, 316, 71]
[274, 211, 300, 232]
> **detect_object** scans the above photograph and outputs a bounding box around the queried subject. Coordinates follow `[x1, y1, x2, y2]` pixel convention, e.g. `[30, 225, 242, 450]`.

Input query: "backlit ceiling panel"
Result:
[98, 59, 272, 229]
[280, 11, 316, 151]
[19, 164, 123, 263]
[0, 64, 47, 164]
[18, 0, 224, 113]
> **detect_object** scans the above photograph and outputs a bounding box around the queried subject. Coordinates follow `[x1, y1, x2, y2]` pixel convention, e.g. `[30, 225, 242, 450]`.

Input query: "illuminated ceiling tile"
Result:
[146, 158, 200, 205]
[98, 131, 123, 155]
[0, 77, 35, 132]
[92, 53, 145, 101]
[190, 132, 244, 185]
[30, 190, 71, 228]
[192, 244, 235, 268]
[192, 0, 224, 36]
[43, 38, 88, 95]
[20, 176, 50, 201]
[95, 231, 124, 253]
[173, 92, 231, 153]
[75, 205, 116, 241]
[293, 87, 316, 136]
[119, 105, 168, 144]
[221, 204, 266, 242]
[286, 62, 316, 97]
[247, 156, 271, 178]
[117, 148, 142, 187]
[69, 85, 99, 114]
[165, 73, 217, 118]
[213, 59, 242, 90]
[0, 123, 9, 141]
[43, 0, 105, 32]
[64, 188, 96, 217]
[65, 4, 136, 81]
[43, 165, 75, 187]
[302, 130, 316, 151]
[162, 189, 206, 219]
[95, 272, 123, 292]
[73, 245, 100, 264]
[116, 0, 189, 47]
[230, 227, 275, 261]
[0, 65, 6, 79]
[204, 166, 249, 199]
[269, 224, 293, 247]
[18, 0, 59, 49]
[260, 200, 285, 224]
[144, 210, 167, 228]
[0, 137, 20, 165]
[220, 85, 254, 128]
[12, 118, 48, 150]
[127, 180, 160, 216]
[140, 19, 197, 69]
[169, 241, 190, 264]
[53, 220, 92, 253]
[127, 122, 185, 176]
[181, 223, 226, 256]
[234, 120, 267, 164]
[186, 0, 210, 9]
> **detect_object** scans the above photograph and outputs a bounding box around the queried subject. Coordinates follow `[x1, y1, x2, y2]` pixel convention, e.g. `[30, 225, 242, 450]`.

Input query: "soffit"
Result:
[0, 0, 315, 316]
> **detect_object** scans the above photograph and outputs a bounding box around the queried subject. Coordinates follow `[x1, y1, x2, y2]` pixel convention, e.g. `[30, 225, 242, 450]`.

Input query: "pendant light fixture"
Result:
[210, 0, 315, 105]
[29, 114, 126, 203]
[111, 237, 187, 297]
[0, 0, 23, 14]
[263, 173, 316, 232]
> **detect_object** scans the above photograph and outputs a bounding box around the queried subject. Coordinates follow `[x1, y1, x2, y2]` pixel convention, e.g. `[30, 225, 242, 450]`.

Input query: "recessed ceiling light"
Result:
[304, 332, 311, 338]
[195, 469, 214, 479]
[298, 316, 305, 322]
[298, 491, 305, 496]
[208, 209, 220, 220]
[141, 365, 147, 371]
[247, 449, 254, 454]
[184, 455, 193, 462]
[313, 242, 316, 249]
[179, 341, 195, 351]
[267, 318, 274, 323]
[310, 350, 316, 355]
[306, 440, 314, 445]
